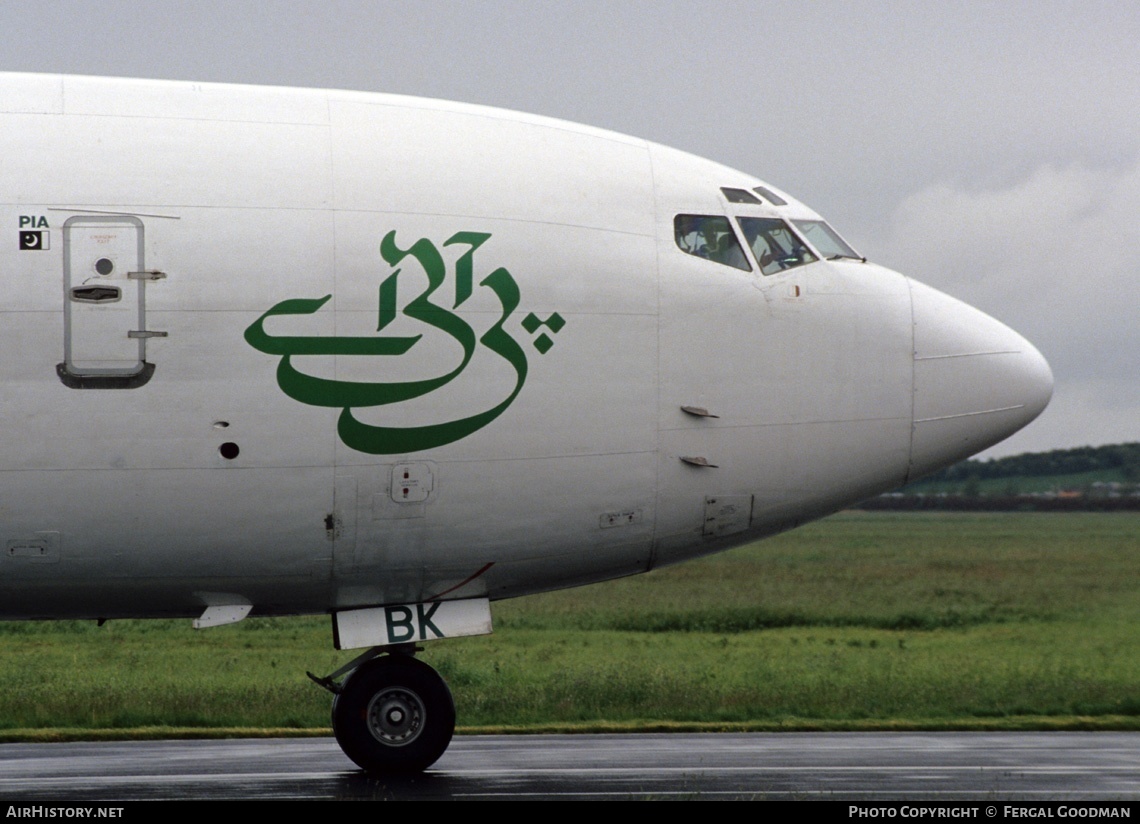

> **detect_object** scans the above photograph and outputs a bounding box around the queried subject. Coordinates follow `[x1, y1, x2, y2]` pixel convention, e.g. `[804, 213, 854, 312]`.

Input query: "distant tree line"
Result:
[903, 442, 1140, 486]
[858, 442, 1140, 511]
[860, 495, 1140, 512]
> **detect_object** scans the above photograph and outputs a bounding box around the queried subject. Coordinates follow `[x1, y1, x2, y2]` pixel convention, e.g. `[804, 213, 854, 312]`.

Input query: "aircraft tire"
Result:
[332, 654, 455, 774]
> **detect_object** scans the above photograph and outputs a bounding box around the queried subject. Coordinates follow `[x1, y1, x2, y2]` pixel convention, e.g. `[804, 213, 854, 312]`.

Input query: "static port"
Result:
[219, 442, 240, 460]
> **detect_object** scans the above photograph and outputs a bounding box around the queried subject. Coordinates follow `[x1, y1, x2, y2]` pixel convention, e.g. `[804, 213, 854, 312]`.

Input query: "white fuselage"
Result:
[0, 74, 1052, 621]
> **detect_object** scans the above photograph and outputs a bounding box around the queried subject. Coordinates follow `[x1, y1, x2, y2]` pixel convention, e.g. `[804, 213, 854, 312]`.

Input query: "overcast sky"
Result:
[3, 1, 1136, 458]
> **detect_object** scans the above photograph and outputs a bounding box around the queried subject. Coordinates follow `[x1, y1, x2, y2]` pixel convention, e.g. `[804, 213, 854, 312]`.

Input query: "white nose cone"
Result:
[907, 279, 1053, 481]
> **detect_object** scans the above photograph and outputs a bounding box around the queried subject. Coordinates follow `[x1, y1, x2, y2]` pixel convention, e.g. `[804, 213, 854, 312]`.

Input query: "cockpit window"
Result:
[753, 186, 787, 206]
[720, 187, 762, 204]
[674, 215, 751, 271]
[735, 217, 818, 275]
[792, 220, 863, 261]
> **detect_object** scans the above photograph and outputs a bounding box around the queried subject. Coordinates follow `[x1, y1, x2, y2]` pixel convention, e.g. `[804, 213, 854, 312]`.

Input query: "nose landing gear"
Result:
[312, 650, 455, 774]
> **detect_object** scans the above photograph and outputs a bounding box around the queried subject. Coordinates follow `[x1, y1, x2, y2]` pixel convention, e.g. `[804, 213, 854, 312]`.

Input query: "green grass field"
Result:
[0, 512, 1137, 739]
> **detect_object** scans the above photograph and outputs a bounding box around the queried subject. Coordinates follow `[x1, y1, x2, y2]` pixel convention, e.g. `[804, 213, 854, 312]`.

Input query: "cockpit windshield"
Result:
[792, 220, 862, 261]
[674, 215, 750, 271]
[735, 217, 818, 276]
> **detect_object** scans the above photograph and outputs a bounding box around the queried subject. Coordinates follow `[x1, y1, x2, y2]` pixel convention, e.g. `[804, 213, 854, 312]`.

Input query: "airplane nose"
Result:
[906, 279, 1053, 481]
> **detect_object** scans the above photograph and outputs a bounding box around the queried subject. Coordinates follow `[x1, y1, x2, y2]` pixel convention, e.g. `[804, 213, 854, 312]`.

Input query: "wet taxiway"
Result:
[0, 732, 1136, 801]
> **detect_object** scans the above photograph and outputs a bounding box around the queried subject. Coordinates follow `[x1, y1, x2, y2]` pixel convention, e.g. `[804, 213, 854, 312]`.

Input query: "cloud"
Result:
[875, 161, 1140, 453]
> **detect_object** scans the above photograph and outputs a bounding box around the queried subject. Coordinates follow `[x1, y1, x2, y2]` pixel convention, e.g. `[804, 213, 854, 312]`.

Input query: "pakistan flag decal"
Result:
[244, 230, 564, 454]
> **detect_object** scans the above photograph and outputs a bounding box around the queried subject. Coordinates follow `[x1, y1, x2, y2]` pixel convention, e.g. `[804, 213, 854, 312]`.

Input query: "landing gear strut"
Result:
[315, 651, 456, 774]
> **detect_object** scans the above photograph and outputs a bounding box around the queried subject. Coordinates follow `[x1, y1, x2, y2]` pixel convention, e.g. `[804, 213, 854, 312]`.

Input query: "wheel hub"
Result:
[366, 687, 425, 746]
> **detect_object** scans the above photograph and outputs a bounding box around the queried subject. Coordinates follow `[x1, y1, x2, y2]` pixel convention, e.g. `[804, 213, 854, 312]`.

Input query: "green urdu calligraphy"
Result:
[244, 230, 560, 454]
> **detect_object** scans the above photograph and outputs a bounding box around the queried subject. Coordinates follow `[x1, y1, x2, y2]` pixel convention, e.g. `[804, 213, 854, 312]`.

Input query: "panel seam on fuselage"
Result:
[646, 141, 663, 571]
[0, 450, 660, 474]
[914, 350, 1021, 361]
[915, 404, 1026, 423]
[658, 416, 912, 434]
[904, 276, 918, 485]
